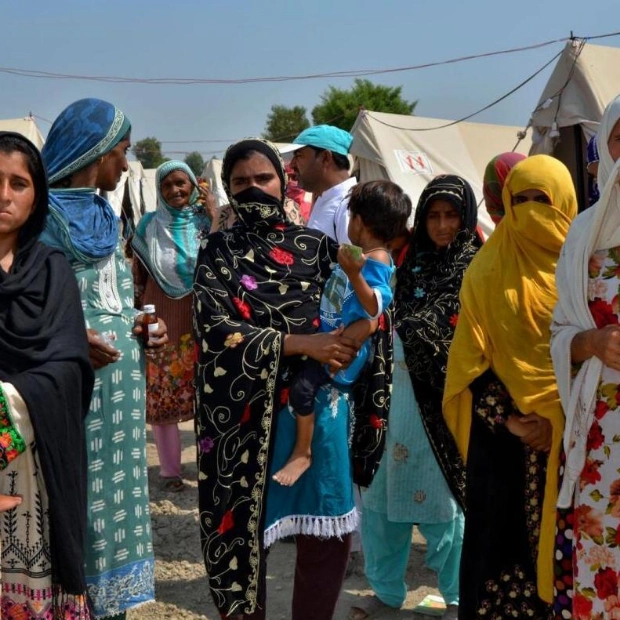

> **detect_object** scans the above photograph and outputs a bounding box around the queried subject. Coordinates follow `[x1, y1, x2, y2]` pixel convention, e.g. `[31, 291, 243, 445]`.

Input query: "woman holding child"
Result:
[193, 138, 409, 619]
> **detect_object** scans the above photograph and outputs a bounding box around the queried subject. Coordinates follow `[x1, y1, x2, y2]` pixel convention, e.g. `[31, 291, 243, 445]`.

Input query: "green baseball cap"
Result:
[292, 125, 353, 156]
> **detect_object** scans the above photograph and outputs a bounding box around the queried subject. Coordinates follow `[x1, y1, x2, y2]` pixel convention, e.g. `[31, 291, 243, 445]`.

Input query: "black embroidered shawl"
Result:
[395, 175, 481, 508]
[193, 139, 337, 616]
[351, 309, 394, 487]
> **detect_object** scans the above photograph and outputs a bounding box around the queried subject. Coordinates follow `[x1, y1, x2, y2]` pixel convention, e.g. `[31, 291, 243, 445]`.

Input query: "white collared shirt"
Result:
[307, 177, 356, 243]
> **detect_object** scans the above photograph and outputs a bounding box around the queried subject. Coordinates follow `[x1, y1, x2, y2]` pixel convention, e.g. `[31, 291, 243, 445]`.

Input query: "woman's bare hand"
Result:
[0, 494, 22, 512]
[133, 317, 169, 350]
[592, 325, 620, 369]
[327, 319, 377, 375]
[198, 185, 219, 222]
[87, 329, 120, 369]
[506, 413, 552, 452]
[302, 326, 361, 370]
[571, 325, 620, 368]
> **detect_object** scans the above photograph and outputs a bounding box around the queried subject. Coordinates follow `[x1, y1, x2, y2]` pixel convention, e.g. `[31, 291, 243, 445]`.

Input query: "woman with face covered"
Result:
[0, 132, 94, 617]
[132, 161, 211, 492]
[551, 95, 620, 619]
[193, 138, 389, 620]
[40, 99, 168, 619]
[444, 155, 577, 618]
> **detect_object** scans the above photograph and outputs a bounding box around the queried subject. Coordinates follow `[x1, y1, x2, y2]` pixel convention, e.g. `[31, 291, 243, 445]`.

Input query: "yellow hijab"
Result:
[443, 154, 577, 602]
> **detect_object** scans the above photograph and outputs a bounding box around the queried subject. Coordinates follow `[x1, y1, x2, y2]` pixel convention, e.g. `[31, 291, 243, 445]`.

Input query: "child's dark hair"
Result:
[347, 180, 412, 243]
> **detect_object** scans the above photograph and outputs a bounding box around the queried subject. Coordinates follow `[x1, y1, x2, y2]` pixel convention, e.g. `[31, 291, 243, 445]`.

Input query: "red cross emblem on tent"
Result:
[394, 150, 433, 175]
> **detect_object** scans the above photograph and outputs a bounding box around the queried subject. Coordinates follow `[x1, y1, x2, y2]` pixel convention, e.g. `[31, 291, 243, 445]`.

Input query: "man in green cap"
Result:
[291, 124, 356, 243]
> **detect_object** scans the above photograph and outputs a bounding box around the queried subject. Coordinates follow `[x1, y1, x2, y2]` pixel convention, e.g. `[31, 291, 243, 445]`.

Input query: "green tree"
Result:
[184, 151, 205, 177]
[264, 105, 310, 142]
[312, 79, 417, 131]
[133, 137, 166, 169]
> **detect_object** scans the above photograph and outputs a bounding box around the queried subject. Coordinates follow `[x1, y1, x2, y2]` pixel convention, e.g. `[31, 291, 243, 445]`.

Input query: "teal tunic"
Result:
[264, 384, 357, 545]
[362, 333, 458, 524]
[71, 244, 154, 618]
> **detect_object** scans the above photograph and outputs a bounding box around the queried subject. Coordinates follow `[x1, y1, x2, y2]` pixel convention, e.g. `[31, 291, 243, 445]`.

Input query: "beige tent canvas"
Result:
[529, 39, 620, 208]
[105, 161, 148, 226]
[350, 110, 531, 236]
[142, 168, 157, 213]
[0, 116, 45, 149]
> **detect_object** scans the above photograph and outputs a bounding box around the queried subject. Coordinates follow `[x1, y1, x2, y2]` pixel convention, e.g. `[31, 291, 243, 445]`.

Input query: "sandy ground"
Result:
[130, 421, 441, 620]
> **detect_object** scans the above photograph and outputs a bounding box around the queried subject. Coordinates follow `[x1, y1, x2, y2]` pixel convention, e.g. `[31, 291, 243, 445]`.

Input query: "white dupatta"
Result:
[551, 94, 620, 507]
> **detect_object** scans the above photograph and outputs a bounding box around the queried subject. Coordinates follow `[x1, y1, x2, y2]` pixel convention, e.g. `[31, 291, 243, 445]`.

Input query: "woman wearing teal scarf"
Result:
[40, 98, 163, 620]
[132, 161, 210, 492]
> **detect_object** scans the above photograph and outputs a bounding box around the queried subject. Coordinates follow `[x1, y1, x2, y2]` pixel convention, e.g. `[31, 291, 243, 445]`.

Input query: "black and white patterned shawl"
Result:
[193, 139, 337, 616]
[395, 175, 482, 508]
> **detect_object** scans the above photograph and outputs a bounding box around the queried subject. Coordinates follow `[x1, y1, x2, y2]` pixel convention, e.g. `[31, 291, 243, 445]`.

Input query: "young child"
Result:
[273, 180, 412, 486]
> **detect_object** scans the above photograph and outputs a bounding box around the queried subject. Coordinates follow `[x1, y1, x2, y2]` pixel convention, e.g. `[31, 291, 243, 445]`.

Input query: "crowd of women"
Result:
[0, 92, 619, 620]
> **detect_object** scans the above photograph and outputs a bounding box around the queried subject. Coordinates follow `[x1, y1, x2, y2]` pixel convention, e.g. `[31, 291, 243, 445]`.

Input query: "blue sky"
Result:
[1, 0, 617, 159]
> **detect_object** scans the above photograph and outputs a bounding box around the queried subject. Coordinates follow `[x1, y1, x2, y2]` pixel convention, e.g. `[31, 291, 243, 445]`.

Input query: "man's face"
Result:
[290, 146, 323, 193]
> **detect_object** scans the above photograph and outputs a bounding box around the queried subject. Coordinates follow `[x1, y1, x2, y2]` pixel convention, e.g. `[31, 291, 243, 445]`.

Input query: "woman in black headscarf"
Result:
[396, 175, 482, 508]
[0, 132, 94, 617]
[354, 175, 482, 620]
[193, 138, 385, 620]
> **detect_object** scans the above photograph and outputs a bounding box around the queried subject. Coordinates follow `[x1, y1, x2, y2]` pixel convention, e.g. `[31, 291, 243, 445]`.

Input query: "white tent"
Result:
[528, 39, 620, 207]
[530, 39, 620, 152]
[105, 160, 155, 232]
[0, 116, 45, 149]
[142, 168, 157, 213]
[350, 110, 531, 236]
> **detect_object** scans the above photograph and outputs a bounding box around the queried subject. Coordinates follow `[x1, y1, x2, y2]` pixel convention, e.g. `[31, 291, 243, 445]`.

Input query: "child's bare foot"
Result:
[273, 453, 311, 486]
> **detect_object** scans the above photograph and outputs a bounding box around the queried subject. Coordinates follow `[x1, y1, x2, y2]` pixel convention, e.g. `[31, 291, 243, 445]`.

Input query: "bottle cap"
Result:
[143, 304, 156, 314]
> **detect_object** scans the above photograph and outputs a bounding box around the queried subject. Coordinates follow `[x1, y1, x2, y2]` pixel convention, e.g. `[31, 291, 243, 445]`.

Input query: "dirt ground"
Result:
[131, 421, 441, 620]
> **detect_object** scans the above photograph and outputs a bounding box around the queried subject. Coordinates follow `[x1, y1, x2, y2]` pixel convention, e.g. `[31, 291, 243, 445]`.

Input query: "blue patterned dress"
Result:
[68, 245, 154, 618]
[38, 98, 155, 618]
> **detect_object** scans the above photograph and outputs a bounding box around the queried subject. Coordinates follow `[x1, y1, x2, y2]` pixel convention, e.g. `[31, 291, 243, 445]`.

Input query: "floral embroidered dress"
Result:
[133, 261, 195, 426]
[361, 333, 460, 524]
[131, 161, 210, 428]
[571, 246, 620, 618]
[0, 386, 89, 620]
[0, 243, 94, 620]
[461, 371, 553, 619]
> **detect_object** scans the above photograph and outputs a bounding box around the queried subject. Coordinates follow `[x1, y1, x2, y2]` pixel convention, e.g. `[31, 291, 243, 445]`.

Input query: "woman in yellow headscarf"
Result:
[443, 155, 577, 618]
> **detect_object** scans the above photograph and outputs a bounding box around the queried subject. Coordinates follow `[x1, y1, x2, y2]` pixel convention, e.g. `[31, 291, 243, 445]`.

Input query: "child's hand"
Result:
[338, 244, 365, 277]
[327, 362, 339, 377]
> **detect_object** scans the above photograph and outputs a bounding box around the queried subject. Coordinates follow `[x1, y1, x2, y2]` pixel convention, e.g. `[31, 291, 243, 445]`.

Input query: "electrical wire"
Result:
[364, 48, 564, 132]
[1, 30, 618, 86]
[26, 33, 618, 160]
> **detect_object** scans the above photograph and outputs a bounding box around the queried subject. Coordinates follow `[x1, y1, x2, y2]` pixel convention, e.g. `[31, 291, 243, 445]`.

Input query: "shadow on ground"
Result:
[133, 422, 441, 619]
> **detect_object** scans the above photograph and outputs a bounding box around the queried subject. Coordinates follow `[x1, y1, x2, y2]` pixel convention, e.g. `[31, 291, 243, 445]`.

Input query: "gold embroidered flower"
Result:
[224, 332, 244, 348]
